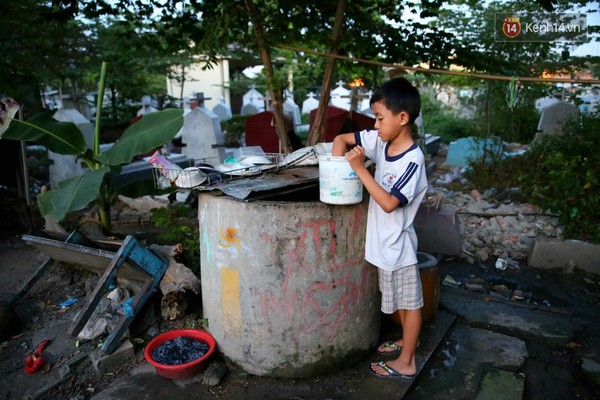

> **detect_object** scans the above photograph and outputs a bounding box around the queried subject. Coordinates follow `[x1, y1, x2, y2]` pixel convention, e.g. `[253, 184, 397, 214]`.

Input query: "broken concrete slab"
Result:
[91, 340, 135, 373]
[575, 334, 600, 389]
[580, 358, 600, 388]
[406, 324, 527, 400]
[440, 286, 580, 345]
[415, 205, 462, 256]
[528, 238, 600, 276]
[475, 369, 525, 400]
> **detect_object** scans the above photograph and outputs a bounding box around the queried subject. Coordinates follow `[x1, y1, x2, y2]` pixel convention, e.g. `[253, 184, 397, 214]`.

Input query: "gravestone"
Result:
[242, 85, 265, 114]
[241, 102, 259, 116]
[302, 92, 319, 114]
[136, 95, 157, 116]
[49, 109, 94, 189]
[360, 90, 373, 112]
[330, 80, 351, 111]
[212, 97, 232, 121]
[536, 101, 578, 137]
[180, 106, 226, 164]
[283, 97, 302, 128]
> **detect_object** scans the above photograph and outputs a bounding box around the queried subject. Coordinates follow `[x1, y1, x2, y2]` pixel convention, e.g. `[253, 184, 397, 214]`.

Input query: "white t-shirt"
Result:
[355, 129, 428, 271]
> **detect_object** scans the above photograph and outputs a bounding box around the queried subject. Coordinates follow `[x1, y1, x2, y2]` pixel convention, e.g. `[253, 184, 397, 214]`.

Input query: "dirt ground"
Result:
[2, 230, 600, 400]
[1, 207, 600, 399]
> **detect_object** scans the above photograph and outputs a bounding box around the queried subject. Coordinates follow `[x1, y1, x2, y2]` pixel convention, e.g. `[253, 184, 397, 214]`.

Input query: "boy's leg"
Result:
[372, 308, 421, 377]
[377, 264, 422, 355]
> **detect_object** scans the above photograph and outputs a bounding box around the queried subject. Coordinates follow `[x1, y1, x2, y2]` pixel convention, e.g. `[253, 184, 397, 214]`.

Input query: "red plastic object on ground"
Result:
[25, 339, 50, 373]
[144, 329, 216, 379]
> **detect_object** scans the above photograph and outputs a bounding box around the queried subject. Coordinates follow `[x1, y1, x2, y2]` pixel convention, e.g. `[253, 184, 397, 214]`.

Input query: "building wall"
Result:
[166, 58, 231, 110]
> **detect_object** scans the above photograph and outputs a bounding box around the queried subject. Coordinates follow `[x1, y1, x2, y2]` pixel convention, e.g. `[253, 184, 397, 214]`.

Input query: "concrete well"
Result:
[198, 191, 380, 378]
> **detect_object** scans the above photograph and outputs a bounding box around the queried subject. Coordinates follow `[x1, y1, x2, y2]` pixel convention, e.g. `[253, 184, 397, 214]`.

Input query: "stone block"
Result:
[91, 340, 135, 374]
[475, 369, 524, 400]
[415, 205, 462, 256]
[528, 239, 600, 276]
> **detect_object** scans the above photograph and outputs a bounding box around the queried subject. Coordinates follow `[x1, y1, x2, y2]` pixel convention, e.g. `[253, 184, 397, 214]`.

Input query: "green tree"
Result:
[0, 0, 91, 114]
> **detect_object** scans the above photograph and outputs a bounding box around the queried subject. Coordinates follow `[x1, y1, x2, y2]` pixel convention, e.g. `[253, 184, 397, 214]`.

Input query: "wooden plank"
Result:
[22, 234, 149, 281]
[17, 230, 93, 297]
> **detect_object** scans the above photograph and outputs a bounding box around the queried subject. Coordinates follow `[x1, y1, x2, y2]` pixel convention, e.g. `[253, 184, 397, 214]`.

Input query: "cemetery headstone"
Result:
[536, 101, 578, 136]
[212, 97, 232, 121]
[241, 102, 259, 116]
[283, 97, 302, 128]
[180, 106, 226, 164]
[360, 90, 373, 111]
[330, 80, 351, 111]
[137, 95, 157, 116]
[302, 92, 319, 114]
[242, 85, 265, 113]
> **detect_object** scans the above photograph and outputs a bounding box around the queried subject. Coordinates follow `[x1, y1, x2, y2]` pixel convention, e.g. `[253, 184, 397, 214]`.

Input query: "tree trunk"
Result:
[307, 0, 347, 145]
[243, 0, 291, 153]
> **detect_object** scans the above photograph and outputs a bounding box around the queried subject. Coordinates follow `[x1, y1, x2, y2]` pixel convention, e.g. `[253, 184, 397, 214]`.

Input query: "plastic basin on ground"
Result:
[144, 329, 216, 379]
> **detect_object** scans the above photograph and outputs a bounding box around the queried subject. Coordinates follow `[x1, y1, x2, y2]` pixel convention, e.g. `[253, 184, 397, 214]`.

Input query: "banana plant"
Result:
[0, 62, 183, 233]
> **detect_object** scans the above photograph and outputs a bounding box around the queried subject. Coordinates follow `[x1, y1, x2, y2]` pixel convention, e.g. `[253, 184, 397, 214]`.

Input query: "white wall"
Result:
[166, 58, 231, 110]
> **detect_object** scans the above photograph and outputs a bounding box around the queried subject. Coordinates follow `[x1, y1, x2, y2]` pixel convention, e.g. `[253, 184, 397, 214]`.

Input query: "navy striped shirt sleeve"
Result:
[390, 161, 417, 206]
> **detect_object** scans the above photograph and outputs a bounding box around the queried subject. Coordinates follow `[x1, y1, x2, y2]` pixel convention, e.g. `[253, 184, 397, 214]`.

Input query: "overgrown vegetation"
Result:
[151, 205, 200, 276]
[221, 115, 247, 147]
[419, 92, 479, 143]
[465, 115, 600, 243]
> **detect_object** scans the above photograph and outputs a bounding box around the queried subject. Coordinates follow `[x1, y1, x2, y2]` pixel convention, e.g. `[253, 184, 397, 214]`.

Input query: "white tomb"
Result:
[179, 106, 226, 163]
[537, 101, 579, 136]
[330, 80, 351, 111]
[301, 92, 319, 114]
[212, 97, 232, 121]
[283, 97, 302, 128]
[242, 85, 265, 113]
[240, 102, 259, 116]
[137, 95, 158, 116]
[360, 90, 373, 111]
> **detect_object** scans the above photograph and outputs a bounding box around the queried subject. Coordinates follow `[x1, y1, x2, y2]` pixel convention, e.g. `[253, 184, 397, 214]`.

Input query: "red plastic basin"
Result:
[144, 329, 216, 379]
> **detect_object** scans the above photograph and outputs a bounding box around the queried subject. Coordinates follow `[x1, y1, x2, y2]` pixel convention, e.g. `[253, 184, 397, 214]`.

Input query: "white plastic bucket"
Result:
[318, 154, 363, 205]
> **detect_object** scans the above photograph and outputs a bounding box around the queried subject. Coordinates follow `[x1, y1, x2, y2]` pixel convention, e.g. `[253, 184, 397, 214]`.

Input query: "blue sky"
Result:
[572, 3, 599, 56]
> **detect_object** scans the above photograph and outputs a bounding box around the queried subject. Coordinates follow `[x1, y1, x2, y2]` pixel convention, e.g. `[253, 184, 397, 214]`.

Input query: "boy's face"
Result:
[371, 101, 409, 142]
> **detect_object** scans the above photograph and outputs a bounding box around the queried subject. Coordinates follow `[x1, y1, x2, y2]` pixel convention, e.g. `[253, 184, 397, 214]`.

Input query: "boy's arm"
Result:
[347, 146, 401, 213]
[332, 133, 356, 156]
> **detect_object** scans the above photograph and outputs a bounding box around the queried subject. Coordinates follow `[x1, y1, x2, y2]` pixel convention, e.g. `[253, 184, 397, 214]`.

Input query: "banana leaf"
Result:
[96, 109, 184, 166]
[37, 166, 109, 222]
[1, 113, 87, 156]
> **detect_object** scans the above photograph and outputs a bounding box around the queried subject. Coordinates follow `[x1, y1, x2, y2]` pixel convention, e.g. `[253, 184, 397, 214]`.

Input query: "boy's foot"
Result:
[377, 340, 403, 356]
[376, 340, 421, 356]
[369, 361, 416, 381]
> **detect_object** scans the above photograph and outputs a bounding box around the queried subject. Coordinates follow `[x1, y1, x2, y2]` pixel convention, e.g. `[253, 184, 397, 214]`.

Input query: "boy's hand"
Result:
[346, 146, 366, 169]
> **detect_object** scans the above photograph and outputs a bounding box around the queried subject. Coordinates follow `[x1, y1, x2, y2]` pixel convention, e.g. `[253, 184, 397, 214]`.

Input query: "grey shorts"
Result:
[378, 264, 424, 314]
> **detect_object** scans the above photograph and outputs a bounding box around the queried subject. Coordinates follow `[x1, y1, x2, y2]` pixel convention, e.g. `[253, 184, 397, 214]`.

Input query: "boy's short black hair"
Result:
[370, 77, 420, 124]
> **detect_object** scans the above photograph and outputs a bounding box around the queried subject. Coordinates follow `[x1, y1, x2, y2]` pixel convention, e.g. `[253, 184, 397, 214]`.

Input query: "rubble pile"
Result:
[430, 169, 564, 264]
[441, 274, 536, 303]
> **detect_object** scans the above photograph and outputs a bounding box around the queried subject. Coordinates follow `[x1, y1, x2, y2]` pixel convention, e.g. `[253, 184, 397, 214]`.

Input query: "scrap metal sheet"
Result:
[199, 166, 319, 200]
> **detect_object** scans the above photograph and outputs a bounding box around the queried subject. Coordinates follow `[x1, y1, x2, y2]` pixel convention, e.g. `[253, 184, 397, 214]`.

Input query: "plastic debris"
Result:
[495, 258, 507, 270]
[58, 298, 79, 308]
[25, 339, 50, 373]
[123, 296, 136, 318]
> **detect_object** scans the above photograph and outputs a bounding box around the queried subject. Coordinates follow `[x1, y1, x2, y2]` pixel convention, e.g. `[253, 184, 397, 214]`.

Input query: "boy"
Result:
[331, 77, 428, 381]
